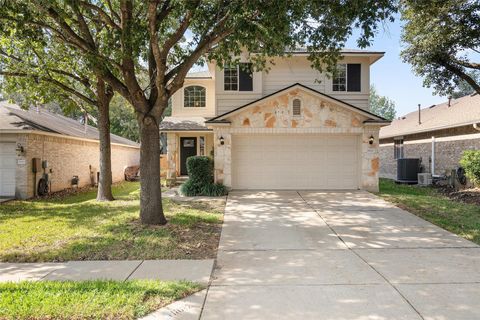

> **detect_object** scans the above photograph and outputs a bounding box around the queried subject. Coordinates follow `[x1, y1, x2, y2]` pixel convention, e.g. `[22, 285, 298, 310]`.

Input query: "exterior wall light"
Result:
[369, 135, 374, 145]
[219, 136, 225, 145]
[16, 143, 25, 156]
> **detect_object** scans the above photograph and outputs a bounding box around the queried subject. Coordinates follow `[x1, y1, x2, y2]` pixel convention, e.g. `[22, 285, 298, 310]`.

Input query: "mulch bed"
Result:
[435, 185, 480, 206]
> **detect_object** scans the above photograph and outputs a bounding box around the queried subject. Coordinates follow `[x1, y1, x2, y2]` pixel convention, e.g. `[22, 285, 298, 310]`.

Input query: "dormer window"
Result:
[184, 86, 206, 107]
[333, 63, 361, 92]
[224, 63, 253, 91]
[292, 99, 301, 116]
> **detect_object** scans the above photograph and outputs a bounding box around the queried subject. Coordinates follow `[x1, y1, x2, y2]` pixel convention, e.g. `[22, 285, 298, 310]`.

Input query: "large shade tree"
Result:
[0, 39, 116, 201]
[0, 0, 396, 224]
[401, 0, 480, 96]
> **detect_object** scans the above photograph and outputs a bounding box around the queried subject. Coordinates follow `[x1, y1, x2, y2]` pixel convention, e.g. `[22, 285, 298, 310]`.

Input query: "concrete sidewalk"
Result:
[0, 259, 214, 284]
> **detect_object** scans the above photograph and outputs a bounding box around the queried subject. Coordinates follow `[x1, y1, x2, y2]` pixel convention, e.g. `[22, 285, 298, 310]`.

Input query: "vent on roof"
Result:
[401, 116, 406, 120]
[429, 104, 436, 108]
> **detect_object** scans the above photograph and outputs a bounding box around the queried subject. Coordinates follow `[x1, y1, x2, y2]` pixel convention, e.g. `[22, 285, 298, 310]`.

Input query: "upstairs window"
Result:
[224, 63, 253, 91]
[292, 99, 301, 116]
[333, 63, 361, 92]
[184, 86, 206, 107]
[394, 139, 404, 159]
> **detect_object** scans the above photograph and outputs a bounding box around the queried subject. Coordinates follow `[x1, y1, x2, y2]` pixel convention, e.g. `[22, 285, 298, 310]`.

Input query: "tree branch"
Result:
[0, 71, 97, 105]
[79, 1, 121, 30]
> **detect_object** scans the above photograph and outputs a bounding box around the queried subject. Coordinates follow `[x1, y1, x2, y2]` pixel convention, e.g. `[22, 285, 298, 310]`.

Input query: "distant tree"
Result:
[401, 0, 480, 96]
[451, 70, 480, 99]
[369, 85, 396, 120]
[109, 95, 139, 142]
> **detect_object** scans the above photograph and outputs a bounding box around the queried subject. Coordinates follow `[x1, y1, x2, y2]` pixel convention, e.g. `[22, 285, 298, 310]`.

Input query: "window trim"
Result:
[332, 63, 361, 92]
[183, 85, 206, 108]
[223, 63, 253, 92]
[332, 64, 347, 92]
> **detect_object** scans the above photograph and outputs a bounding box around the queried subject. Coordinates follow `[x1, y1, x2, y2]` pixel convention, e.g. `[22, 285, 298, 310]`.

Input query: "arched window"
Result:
[184, 86, 206, 107]
[292, 98, 301, 116]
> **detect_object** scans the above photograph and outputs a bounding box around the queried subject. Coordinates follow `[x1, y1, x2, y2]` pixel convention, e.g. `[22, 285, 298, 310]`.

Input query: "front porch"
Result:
[160, 116, 214, 181]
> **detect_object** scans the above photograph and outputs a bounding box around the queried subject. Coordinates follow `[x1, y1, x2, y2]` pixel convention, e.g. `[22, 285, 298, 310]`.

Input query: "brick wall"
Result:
[379, 125, 480, 179]
[11, 132, 139, 198]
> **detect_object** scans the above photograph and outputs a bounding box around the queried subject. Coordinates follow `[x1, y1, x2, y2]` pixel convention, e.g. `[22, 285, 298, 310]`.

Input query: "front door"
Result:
[180, 137, 197, 176]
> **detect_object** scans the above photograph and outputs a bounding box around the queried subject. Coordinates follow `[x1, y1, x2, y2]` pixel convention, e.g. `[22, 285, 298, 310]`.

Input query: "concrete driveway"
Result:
[201, 190, 480, 320]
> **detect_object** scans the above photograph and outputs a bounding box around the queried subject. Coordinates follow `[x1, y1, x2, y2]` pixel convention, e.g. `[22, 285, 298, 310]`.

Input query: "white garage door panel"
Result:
[232, 135, 359, 190]
[0, 142, 16, 197]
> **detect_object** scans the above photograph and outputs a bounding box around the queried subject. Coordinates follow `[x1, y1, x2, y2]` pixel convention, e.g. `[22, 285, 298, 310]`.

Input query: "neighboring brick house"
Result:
[160, 49, 390, 192]
[0, 102, 140, 199]
[379, 93, 480, 179]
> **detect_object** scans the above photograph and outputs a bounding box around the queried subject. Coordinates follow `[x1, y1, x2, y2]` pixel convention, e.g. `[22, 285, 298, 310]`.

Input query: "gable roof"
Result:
[205, 83, 388, 124]
[380, 93, 480, 139]
[0, 102, 139, 147]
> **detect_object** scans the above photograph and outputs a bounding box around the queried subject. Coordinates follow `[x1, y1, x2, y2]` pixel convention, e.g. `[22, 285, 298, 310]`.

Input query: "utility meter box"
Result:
[32, 158, 41, 173]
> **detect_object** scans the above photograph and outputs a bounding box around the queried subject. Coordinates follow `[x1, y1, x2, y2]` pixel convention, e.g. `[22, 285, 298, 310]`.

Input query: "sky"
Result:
[345, 14, 446, 116]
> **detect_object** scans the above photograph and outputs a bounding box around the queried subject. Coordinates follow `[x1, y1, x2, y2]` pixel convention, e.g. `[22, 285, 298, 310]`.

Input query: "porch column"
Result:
[213, 128, 232, 188]
[166, 132, 177, 179]
[361, 125, 381, 192]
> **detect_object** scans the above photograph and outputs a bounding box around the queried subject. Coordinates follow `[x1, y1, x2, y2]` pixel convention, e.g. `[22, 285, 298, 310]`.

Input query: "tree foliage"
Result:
[401, 0, 480, 96]
[0, 0, 397, 224]
[109, 94, 139, 142]
[369, 85, 396, 120]
[451, 70, 480, 99]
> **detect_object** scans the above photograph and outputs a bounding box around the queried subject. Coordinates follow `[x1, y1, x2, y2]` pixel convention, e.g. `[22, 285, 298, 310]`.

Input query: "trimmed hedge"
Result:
[180, 156, 228, 197]
[459, 150, 480, 186]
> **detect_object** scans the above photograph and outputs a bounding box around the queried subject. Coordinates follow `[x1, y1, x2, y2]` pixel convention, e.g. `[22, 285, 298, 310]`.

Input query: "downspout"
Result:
[431, 136, 435, 176]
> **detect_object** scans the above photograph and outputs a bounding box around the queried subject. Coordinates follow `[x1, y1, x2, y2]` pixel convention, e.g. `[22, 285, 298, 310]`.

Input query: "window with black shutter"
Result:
[224, 63, 253, 91]
[333, 63, 361, 92]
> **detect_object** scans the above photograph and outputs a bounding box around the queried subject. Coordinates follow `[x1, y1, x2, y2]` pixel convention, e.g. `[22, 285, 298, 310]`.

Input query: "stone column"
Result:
[361, 125, 381, 192]
[213, 128, 231, 187]
[166, 132, 177, 180]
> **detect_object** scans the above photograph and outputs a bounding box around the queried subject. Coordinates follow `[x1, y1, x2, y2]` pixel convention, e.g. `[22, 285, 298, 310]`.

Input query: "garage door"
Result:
[232, 135, 359, 189]
[0, 142, 16, 197]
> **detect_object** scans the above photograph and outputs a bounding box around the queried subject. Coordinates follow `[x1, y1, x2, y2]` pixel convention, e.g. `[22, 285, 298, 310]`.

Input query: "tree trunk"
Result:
[139, 115, 167, 225]
[96, 79, 114, 201]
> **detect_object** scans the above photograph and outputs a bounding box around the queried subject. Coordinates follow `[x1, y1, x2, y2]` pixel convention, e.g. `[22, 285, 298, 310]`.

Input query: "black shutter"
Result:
[347, 64, 361, 92]
[239, 63, 253, 91]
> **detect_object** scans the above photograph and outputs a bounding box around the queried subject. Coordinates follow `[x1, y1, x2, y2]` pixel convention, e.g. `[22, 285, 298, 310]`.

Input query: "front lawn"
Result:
[0, 280, 201, 320]
[0, 182, 224, 262]
[377, 178, 480, 244]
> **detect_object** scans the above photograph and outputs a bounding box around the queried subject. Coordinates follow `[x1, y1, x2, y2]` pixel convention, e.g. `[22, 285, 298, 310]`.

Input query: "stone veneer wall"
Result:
[210, 88, 382, 192]
[380, 131, 480, 179]
[1, 132, 139, 199]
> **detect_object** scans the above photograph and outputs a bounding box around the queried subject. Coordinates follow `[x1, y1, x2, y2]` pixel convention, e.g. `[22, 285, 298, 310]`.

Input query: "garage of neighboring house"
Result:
[0, 142, 16, 197]
[206, 84, 388, 192]
[0, 102, 140, 199]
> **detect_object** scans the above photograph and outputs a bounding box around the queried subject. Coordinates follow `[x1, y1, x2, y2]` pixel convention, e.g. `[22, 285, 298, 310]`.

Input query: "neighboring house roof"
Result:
[380, 93, 480, 139]
[185, 70, 212, 79]
[0, 102, 139, 147]
[286, 47, 385, 55]
[206, 83, 388, 124]
[160, 116, 211, 131]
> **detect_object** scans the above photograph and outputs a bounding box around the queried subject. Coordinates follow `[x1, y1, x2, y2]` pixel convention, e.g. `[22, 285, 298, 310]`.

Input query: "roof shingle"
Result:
[380, 94, 480, 139]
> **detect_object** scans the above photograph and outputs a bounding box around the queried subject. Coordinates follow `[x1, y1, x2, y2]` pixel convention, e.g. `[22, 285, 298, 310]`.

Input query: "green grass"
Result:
[0, 182, 223, 262]
[0, 280, 201, 320]
[377, 178, 480, 244]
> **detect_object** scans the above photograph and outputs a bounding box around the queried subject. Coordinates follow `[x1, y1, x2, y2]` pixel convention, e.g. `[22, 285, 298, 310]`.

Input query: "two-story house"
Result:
[160, 49, 389, 191]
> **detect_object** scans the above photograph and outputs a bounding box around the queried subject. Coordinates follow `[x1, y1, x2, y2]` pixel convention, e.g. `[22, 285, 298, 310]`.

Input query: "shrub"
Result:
[201, 183, 228, 197]
[180, 156, 227, 196]
[459, 150, 480, 186]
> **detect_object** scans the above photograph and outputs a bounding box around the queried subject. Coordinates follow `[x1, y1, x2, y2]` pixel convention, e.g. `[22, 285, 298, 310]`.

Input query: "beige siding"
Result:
[172, 55, 373, 118]
[171, 78, 216, 117]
